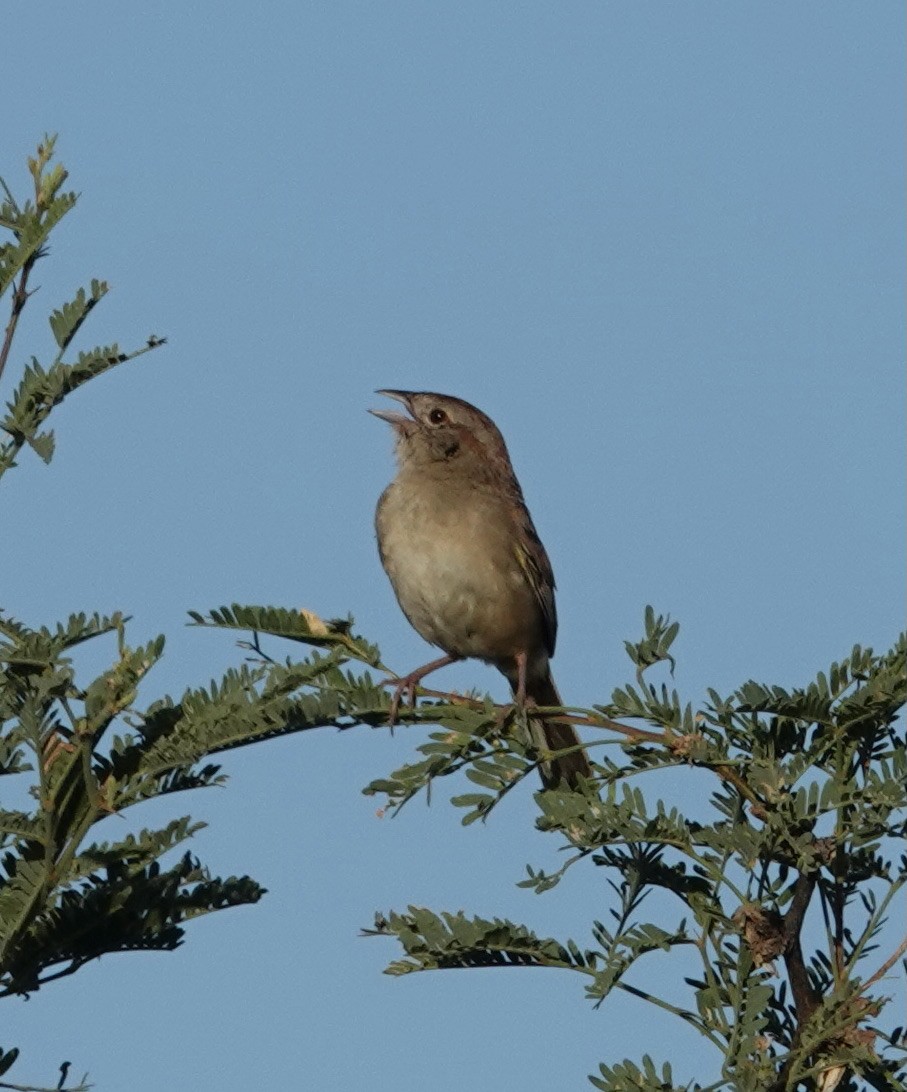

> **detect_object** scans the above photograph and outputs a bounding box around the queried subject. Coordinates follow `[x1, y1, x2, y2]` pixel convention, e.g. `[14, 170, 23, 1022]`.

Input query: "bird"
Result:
[371, 389, 591, 788]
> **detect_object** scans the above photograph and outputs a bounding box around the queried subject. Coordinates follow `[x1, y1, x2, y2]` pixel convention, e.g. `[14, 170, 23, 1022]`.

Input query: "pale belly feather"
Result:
[377, 480, 544, 666]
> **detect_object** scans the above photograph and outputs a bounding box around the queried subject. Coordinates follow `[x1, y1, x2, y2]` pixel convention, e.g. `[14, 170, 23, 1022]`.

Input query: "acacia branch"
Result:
[0, 256, 37, 387]
[783, 872, 820, 1023]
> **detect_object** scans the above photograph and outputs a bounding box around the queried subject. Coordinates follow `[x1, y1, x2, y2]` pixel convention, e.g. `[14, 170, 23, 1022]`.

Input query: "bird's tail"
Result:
[520, 669, 592, 789]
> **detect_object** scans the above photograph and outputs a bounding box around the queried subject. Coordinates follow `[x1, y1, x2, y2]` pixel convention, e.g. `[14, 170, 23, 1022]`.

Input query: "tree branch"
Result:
[0, 256, 37, 387]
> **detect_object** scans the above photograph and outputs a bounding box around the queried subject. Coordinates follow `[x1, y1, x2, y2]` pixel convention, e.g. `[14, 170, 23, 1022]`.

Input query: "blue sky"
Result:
[3, 3, 904, 1089]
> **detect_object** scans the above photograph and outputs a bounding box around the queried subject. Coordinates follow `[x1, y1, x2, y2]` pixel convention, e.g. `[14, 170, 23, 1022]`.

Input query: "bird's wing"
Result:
[512, 509, 557, 658]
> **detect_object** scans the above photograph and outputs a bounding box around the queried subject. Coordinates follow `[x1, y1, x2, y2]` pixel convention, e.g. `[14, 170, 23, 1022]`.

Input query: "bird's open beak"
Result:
[369, 389, 416, 430]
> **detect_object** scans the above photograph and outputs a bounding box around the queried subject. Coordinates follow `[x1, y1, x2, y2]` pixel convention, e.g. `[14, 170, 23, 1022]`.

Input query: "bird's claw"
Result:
[381, 674, 423, 725]
[378, 654, 460, 726]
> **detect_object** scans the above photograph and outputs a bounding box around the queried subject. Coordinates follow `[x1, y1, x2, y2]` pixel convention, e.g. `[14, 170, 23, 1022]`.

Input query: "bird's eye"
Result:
[428, 408, 448, 425]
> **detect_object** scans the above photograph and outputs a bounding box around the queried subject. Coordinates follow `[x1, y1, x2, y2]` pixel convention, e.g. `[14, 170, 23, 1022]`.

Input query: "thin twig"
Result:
[0, 1075, 90, 1092]
[859, 933, 907, 993]
[0, 257, 37, 387]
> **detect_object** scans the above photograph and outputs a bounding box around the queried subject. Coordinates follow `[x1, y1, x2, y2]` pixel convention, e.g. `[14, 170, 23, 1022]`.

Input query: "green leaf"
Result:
[189, 603, 383, 667]
[48, 279, 108, 352]
[0, 1046, 20, 1077]
[623, 606, 680, 684]
[367, 907, 578, 976]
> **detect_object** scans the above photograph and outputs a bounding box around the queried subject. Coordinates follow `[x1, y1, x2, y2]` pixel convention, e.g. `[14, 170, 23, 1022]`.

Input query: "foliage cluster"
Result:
[1, 140, 904, 1091]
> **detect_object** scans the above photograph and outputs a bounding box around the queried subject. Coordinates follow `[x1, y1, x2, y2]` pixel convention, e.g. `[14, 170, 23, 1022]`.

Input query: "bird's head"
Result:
[370, 390, 514, 481]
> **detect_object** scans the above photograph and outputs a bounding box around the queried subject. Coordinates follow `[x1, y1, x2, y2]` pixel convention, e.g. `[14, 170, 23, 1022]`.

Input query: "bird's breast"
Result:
[375, 478, 545, 665]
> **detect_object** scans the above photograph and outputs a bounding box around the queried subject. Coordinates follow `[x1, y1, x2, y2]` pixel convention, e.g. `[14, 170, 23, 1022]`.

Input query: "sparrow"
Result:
[372, 390, 591, 788]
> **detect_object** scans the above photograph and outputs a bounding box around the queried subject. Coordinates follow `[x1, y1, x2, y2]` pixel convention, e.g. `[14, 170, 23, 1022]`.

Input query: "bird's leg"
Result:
[495, 650, 530, 733]
[513, 650, 529, 708]
[384, 653, 460, 724]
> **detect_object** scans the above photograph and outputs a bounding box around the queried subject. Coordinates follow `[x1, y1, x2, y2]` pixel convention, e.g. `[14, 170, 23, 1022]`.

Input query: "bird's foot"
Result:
[380, 654, 460, 725]
[495, 695, 537, 734]
[383, 675, 419, 725]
